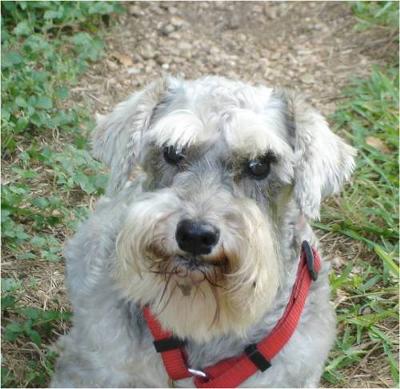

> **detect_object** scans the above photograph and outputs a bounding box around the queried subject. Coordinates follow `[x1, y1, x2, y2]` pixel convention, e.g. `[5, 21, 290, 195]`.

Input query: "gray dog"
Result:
[52, 76, 355, 388]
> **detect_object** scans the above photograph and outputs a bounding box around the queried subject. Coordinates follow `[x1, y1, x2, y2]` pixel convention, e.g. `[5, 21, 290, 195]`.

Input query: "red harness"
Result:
[143, 241, 321, 388]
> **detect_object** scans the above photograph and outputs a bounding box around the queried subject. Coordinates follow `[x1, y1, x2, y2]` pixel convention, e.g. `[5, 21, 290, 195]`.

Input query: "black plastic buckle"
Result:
[302, 240, 318, 281]
[244, 344, 271, 372]
[153, 337, 186, 353]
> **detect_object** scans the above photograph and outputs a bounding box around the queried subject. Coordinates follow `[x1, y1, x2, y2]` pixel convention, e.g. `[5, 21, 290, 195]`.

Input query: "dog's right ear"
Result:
[276, 89, 356, 220]
[92, 78, 172, 195]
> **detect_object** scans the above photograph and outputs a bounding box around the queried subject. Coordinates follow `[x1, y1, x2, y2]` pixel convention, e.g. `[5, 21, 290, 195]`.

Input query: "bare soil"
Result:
[83, 1, 391, 117]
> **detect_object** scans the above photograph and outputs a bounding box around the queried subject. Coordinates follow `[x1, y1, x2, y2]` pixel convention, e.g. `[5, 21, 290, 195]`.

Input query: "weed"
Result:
[352, 1, 399, 30]
[308, 3, 400, 386]
[317, 4, 399, 385]
[320, 57, 399, 389]
[1, 2, 123, 386]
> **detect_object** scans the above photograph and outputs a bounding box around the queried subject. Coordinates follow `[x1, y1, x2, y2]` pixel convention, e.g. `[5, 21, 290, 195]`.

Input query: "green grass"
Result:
[318, 2, 399, 386]
[2, 277, 72, 386]
[352, 1, 399, 30]
[320, 66, 398, 258]
[316, 2, 399, 386]
[317, 3, 399, 383]
[320, 65, 399, 386]
[1, 2, 123, 386]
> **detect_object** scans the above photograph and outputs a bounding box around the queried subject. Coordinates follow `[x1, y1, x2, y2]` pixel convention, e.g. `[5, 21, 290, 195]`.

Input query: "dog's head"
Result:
[93, 76, 355, 341]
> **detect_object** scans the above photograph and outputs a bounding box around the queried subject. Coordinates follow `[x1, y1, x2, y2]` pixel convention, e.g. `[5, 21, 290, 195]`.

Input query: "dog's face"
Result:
[93, 77, 355, 342]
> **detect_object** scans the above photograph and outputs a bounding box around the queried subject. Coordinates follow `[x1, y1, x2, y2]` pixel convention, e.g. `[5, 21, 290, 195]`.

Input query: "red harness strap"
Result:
[143, 241, 321, 388]
[143, 308, 191, 381]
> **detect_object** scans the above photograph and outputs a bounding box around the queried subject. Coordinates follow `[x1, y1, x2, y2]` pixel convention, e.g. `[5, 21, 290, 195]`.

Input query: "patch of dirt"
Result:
[82, 1, 391, 118]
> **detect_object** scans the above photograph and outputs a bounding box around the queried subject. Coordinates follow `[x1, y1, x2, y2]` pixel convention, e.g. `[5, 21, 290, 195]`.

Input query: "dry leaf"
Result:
[110, 52, 134, 67]
[334, 289, 348, 307]
[105, 59, 118, 71]
[366, 136, 390, 153]
[331, 256, 345, 269]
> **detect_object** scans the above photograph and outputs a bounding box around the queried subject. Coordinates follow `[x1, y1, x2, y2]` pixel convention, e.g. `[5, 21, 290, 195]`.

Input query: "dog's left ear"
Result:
[278, 90, 356, 219]
[92, 78, 172, 195]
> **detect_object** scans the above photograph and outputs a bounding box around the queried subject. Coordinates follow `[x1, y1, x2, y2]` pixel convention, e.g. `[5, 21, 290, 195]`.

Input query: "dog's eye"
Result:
[246, 153, 276, 180]
[163, 146, 185, 165]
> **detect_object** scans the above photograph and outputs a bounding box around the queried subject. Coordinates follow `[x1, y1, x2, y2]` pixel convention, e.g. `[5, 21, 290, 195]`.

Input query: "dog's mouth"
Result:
[146, 246, 228, 290]
[174, 254, 227, 271]
[146, 245, 227, 273]
[145, 248, 229, 322]
[164, 255, 228, 298]
[170, 254, 226, 283]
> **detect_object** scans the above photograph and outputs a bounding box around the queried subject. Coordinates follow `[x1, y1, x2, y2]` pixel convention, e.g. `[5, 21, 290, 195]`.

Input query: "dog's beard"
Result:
[145, 249, 229, 328]
[115, 190, 281, 342]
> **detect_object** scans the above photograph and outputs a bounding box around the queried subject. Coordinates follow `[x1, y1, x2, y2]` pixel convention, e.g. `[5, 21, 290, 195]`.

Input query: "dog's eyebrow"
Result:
[146, 110, 217, 148]
[222, 109, 292, 159]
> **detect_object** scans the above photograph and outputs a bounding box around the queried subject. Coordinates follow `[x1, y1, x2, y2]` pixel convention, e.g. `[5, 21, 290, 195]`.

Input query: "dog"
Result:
[51, 76, 356, 388]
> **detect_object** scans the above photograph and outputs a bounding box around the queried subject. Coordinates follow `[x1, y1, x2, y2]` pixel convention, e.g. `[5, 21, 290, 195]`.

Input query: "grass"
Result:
[352, 1, 399, 30]
[318, 3, 399, 386]
[1, 1, 399, 388]
[1, 2, 123, 386]
[320, 66, 399, 387]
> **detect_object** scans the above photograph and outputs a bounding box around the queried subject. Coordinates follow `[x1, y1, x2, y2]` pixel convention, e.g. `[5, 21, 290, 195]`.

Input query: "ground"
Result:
[2, 1, 398, 388]
[87, 1, 387, 116]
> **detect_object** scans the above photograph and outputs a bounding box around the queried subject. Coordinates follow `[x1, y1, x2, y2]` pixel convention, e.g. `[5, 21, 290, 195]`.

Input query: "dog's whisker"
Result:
[192, 283, 201, 302]
[158, 282, 178, 316]
[203, 270, 225, 290]
[157, 266, 177, 308]
[147, 267, 177, 276]
[209, 284, 221, 328]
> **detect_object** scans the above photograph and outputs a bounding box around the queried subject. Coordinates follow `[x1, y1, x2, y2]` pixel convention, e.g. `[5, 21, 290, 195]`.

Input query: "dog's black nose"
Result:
[175, 219, 220, 256]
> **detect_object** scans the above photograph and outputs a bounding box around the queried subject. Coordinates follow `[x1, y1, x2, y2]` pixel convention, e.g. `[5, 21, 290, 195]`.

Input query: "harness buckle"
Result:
[302, 240, 318, 281]
[244, 344, 271, 372]
[153, 337, 186, 352]
[188, 367, 208, 379]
